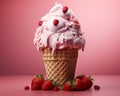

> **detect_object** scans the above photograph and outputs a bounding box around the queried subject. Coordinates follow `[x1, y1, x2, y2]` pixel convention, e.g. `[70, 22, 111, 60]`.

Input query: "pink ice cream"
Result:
[34, 3, 85, 53]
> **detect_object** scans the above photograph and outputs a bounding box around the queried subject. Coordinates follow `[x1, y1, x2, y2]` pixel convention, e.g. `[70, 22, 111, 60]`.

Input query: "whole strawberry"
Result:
[63, 80, 73, 91]
[73, 78, 85, 91]
[53, 86, 59, 91]
[76, 75, 93, 90]
[42, 80, 54, 90]
[31, 74, 44, 90]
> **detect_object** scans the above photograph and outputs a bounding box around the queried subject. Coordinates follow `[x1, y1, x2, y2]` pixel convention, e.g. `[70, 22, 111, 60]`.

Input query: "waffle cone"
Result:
[42, 48, 78, 86]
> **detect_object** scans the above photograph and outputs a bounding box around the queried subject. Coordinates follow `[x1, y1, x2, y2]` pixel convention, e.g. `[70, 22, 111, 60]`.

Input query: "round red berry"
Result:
[38, 21, 43, 26]
[62, 6, 68, 13]
[53, 87, 59, 91]
[94, 85, 100, 90]
[53, 19, 59, 26]
[24, 86, 30, 90]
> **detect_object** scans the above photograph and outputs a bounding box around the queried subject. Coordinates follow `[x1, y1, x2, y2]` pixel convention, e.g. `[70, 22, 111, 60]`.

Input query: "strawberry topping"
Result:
[38, 21, 43, 26]
[53, 19, 59, 26]
[62, 6, 68, 13]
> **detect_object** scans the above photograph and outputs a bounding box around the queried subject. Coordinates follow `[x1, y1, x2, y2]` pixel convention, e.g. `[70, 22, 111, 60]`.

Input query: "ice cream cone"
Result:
[34, 3, 86, 87]
[42, 48, 78, 86]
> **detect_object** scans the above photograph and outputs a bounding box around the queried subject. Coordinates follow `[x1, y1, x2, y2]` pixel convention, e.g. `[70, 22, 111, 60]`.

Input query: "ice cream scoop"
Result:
[34, 3, 85, 54]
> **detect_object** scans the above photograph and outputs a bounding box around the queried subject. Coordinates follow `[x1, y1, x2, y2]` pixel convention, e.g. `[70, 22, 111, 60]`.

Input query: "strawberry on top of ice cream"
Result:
[34, 3, 85, 53]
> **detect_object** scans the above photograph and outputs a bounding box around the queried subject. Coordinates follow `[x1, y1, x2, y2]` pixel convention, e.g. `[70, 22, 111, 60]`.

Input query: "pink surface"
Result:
[0, 75, 120, 96]
[0, 0, 120, 75]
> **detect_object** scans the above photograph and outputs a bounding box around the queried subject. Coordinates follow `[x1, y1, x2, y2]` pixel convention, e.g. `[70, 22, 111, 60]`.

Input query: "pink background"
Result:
[0, 0, 120, 75]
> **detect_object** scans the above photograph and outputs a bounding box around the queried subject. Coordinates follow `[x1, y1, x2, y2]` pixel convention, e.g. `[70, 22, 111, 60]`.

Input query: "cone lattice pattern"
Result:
[42, 48, 78, 86]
